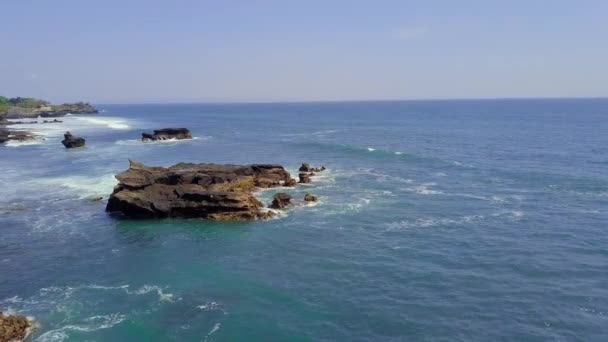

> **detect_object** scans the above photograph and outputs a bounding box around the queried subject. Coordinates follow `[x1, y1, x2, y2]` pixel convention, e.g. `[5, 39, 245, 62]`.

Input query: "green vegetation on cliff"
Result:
[0, 96, 9, 114]
[0, 95, 97, 118]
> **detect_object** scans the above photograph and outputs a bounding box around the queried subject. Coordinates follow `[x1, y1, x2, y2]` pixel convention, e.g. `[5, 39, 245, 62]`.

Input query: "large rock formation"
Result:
[61, 131, 85, 148]
[106, 161, 295, 220]
[0, 311, 31, 342]
[142, 128, 192, 141]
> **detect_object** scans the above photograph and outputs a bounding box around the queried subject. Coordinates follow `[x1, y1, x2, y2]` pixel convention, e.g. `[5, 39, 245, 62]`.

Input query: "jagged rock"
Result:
[106, 160, 293, 220]
[284, 178, 297, 187]
[298, 172, 311, 184]
[270, 193, 292, 209]
[304, 193, 317, 202]
[142, 128, 192, 141]
[61, 131, 85, 148]
[0, 310, 31, 342]
[0, 128, 34, 145]
[299, 163, 326, 173]
[299, 163, 312, 172]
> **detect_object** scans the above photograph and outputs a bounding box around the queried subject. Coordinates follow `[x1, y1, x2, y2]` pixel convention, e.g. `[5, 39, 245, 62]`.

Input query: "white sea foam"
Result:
[35, 313, 126, 342]
[115, 136, 209, 146]
[203, 323, 221, 342]
[403, 183, 443, 195]
[367, 147, 376, 152]
[30, 174, 118, 199]
[5, 139, 44, 147]
[130, 285, 175, 302]
[73, 116, 130, 129]
[395, 151, 403, 155]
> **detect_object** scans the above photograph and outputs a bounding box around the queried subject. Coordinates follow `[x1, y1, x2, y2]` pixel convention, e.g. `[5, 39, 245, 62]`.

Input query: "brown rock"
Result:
[284, 178, 297, 187]
[270, 193, 292, 209]
[304, 193, 317, 202]
[61, 131, 85, 148]
[299, 163, 312, 172]
[106, 160, 293, 220]
[0, 310, 31, 342]
[298, 172, 311, 184]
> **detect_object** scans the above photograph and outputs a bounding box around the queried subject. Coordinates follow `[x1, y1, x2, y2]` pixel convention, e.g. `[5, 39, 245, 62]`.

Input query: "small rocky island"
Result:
[61, 131, 86, 148]
[106, 160, 299, 220]
[142, 128, 192, 141]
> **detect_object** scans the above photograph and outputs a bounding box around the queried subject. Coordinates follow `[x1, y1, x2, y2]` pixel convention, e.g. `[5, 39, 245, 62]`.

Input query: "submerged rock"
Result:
[61, 131, 85, 148]
[270, 193, 292, 209]
[0, 311, 31, 342]
[304, 193, 317, 202]
[142, 128, 192, 141]
[106, 160, 292, 220]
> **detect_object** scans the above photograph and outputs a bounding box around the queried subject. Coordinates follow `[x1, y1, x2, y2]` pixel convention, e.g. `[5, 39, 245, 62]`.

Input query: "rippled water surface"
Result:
[1, 99, 607, 341]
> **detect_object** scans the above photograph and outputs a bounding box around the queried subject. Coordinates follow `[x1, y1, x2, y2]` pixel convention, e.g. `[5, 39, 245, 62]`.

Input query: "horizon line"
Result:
[95, 95, 608, 106]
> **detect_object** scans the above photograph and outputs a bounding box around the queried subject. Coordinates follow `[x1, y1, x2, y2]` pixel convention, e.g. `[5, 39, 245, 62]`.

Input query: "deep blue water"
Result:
[1, 99, 607, 341]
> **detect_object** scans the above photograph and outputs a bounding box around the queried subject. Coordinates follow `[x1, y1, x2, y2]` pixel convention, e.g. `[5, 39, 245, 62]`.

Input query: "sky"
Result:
[1, 0, 607, 103]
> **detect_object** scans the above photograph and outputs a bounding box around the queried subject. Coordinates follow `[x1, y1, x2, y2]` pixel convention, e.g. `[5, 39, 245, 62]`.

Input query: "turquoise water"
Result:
[1, 99, 607, 341]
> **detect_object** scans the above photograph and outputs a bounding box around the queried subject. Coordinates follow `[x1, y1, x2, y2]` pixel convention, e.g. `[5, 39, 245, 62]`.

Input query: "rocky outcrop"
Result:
[304, 193, 317, 202]
[0, 128, 34, 145]
[0, 311, 31, 342]
[270, 193, 292, 209]
[61, 131, 85, 148]
[299, 163, 326, 172]
[284, 178, 297, 187]
[142, 128, 192, 141]
[298, 172, 311, 184]
[106, 160, 295, 220]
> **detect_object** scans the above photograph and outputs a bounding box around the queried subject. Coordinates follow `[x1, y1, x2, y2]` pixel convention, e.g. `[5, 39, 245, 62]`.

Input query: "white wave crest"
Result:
[403, 183, 443, 195]
[35, 314, 126, 342]
[29, 174, 118, 199]
[73, 117, 130, 129]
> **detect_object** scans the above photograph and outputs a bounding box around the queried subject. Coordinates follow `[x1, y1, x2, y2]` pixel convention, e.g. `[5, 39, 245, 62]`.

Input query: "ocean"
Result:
[1, 99, 607, 341]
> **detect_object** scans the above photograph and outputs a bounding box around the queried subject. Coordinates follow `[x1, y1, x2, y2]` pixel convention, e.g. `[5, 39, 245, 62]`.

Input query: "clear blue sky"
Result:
[1, 0, 607, 103]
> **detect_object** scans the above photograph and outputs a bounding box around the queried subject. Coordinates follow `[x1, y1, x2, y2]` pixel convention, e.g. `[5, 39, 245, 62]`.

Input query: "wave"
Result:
[29, 174, 118, 199]
[35, 314, 126, 342]
[203, 323, 221, 342]
[280, 129, 342, 137]
[289, 141, 463, 168]
[402, 183, 443, 195]
[5, 139, 44, 147]
[73, 117, 130, 129]
[115, 136, 209, 146]
[385, 211, 524, 230]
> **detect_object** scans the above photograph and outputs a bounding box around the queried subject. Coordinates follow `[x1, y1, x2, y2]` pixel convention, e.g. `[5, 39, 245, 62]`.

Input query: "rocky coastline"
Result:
[0, 96, 97, 146]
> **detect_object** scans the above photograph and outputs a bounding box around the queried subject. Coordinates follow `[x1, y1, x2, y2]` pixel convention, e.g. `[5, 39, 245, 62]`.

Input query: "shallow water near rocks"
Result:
[1, 99, 608, 341]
